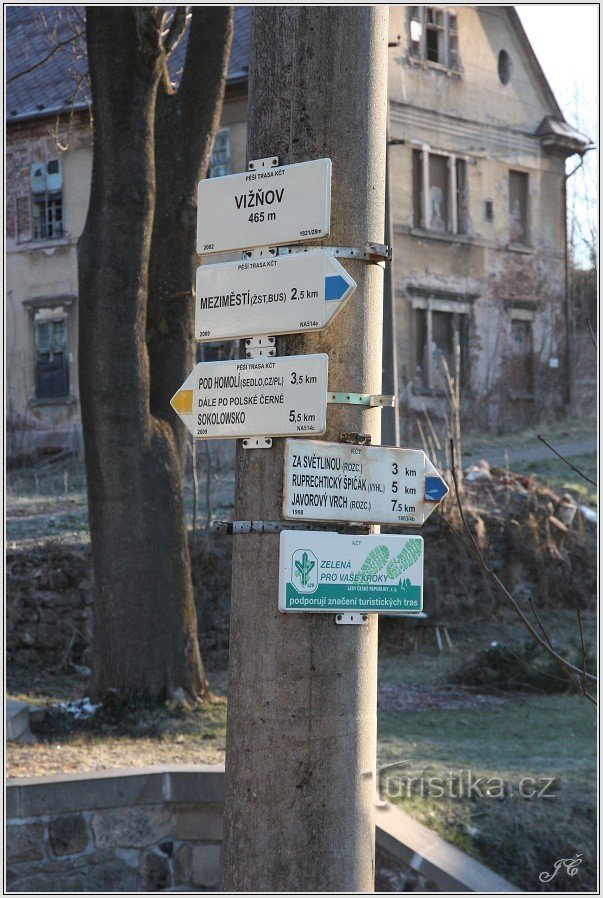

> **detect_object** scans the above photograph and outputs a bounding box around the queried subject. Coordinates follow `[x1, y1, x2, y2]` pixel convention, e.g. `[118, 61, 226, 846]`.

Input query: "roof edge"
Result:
[505, 7, 564, 120]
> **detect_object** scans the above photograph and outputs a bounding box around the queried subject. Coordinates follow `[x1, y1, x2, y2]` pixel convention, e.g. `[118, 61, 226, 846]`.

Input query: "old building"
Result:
[5, 7, 250, 455]
[387, 6, 590, 433]
[5, 7, 589, 453]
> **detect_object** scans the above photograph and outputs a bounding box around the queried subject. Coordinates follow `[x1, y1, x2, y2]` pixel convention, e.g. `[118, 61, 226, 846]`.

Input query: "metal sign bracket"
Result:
[248, 156, 279, 171]
[335, 613, 369, 625]
[278, 243, 391, 264]
[328, 392, 395, 408]
[243, 247, 278, 260]
[245, 335, 276, 359]
[242, 437, 273, 450]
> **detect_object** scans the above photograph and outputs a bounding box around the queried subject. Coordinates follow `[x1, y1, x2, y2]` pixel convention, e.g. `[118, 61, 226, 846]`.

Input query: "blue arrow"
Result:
[424, 475, 449, 502]
[324, 275, 349, 301]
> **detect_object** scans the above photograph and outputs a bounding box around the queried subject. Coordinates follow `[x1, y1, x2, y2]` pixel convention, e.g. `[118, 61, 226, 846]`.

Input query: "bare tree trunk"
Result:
[78, 8, 205, 702]
[148, 8, 233, 463]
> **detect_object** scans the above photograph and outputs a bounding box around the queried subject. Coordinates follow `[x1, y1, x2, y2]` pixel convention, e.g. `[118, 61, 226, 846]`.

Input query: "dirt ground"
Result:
[6, 417, 598, 890]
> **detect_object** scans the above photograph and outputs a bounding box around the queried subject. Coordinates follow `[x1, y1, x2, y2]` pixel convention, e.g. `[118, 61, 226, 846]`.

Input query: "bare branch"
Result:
[447, 439, 597, 695]
[577, 609, 589, 695]
[586, 317, 597, 349]
[7, 30, 83, 84]
[536, 435, 597, 487]
[163, 7, 189, 56]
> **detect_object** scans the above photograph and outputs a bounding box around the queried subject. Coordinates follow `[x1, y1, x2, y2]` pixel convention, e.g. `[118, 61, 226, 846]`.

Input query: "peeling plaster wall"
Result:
[6, 96, 248, 454]
[388, 5, 569, 432]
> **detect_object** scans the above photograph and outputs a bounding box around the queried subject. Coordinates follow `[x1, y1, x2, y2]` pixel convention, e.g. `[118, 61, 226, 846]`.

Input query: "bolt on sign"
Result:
[282, 440, 448, 526]
[195, 249, 356, 342]
[197, 158, 332, 255]
[171, 355, 328, 440]
[279, 530, 424, 614]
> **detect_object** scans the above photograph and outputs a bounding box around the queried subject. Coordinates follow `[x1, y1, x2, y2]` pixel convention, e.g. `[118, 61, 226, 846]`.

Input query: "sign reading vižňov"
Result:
[282, 440, 448, 526]
[171, 355, 328, 440]
[197, 158, 332, 255]
[279, 530, 424, 614]
[195, 249, 356, 342]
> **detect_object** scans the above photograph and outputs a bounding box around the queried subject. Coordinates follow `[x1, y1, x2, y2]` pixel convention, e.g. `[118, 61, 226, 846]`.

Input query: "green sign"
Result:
[279, 531, 423, 614]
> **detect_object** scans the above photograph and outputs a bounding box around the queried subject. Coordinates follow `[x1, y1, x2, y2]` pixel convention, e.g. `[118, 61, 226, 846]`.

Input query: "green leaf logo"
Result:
[294, 551, 316, 587]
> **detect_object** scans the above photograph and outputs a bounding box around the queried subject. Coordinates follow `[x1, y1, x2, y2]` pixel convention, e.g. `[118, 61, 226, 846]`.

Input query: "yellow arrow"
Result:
[171, 390, 193, 414]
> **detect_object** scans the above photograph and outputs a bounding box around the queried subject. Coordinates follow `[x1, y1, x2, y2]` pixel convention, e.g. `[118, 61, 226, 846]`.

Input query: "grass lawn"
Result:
[8, 611, 596, 892]
[513, 453, 598, 509]
[461, 415, 596, 455]
[377, 615, 597, 892]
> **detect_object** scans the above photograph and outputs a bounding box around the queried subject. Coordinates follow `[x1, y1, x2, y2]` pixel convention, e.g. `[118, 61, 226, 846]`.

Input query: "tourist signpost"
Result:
[282, 439, 448, 526]
[171, 354, 328, 440]
[197, 158, 332, 254]
[195, 249, 357, 341]
[279, 530, 424, 614]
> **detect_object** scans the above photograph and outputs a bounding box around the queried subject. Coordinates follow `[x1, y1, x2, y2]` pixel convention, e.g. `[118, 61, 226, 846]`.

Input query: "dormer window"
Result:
[409, 7, 460, 71]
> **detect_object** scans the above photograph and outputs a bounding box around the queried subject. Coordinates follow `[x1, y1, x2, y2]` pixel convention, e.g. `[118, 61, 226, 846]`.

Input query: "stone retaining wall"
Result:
[6, 766, 517, 893]
[6, 546, 93, 668]
[6, 767, 223, 892]
[6, 537, 232, 672]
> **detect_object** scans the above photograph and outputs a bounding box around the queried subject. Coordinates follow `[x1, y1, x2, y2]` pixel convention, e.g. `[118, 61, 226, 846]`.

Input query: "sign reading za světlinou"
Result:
[195, 249, 356, 342]
[197, 159, 332, 255]
[171, 355, 329, 440]
[282, 440, 449, 526]
[279, 530, 424, 614]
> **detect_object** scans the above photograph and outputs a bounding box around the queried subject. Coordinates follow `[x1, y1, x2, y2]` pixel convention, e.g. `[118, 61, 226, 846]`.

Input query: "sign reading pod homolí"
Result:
[196, 249, 356, 342]
[171, 355, 328, 440]
[283, 440, 449, 526]
[279, 530, 424, 614]
[197, 159, 331, 255]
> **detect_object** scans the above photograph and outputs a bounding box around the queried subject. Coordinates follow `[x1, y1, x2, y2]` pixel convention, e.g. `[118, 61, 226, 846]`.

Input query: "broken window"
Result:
[507, 311, 534, 394]
[208, 129, 231, 178]
[34, 317, 69, 399]
[412, 150, 469, 235]
[409, 7, 460, 70]
[509, 170, 529, 244]
[411, 298, 470, 391]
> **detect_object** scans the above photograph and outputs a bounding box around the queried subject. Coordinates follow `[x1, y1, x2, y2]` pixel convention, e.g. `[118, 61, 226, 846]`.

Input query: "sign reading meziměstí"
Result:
[195, 249, 356, 342]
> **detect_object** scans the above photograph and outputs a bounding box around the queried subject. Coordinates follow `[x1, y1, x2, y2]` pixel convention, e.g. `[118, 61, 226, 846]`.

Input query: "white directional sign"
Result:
[171, 355, 328, 440]
[195, 250, 356, 342]
[279, 530, 424, 614]
[283, 440, 449, 526]
[197, 159, 332, 254]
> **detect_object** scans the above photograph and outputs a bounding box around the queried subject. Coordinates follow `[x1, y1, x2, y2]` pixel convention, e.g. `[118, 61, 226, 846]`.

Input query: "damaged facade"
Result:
[388, 6, 590, 432]
[5, 6, 590, 453]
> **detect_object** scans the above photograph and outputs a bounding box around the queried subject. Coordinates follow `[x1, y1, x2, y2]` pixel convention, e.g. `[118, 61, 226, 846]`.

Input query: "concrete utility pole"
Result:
[382, 140, 401, 447]
[222, 7, 388, 892]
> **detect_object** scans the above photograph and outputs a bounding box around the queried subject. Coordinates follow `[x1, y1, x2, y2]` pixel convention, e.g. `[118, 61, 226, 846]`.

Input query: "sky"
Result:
[516, 4, 598, 130]
[516, 5, 598, 266]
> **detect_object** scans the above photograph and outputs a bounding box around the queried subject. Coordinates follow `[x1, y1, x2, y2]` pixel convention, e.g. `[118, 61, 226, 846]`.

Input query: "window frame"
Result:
[412, 146, 470, 236]
[208, 128, 232, 179]
[508, 169, 530, 247]
[410, 295, 471, 393]
[409, 6, 460, 72]
[34, 315, 70, 400]
[31, 192, 64, 241]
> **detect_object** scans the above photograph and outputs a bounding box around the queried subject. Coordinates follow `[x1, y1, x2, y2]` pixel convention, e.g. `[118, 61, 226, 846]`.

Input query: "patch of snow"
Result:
[59, 697, 101, 720]
[465, 462, 492, 482]
[580, 505, 597, 524]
